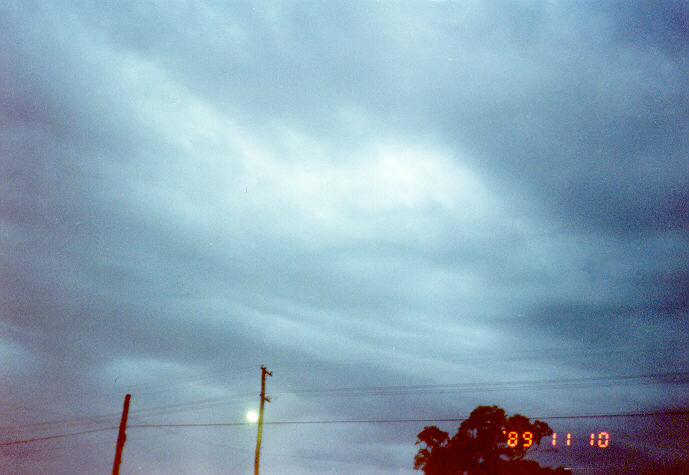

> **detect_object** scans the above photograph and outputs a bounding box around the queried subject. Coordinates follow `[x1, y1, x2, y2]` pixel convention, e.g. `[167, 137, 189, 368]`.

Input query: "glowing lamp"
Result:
[246, 410, 259, 423]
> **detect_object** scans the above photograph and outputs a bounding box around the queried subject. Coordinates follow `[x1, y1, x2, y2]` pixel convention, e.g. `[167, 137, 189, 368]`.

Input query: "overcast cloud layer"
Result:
[1, 1, 688, 473]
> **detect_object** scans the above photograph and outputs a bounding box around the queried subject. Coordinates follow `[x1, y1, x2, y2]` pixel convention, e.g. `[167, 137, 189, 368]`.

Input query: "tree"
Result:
[414, 405, 567, 474]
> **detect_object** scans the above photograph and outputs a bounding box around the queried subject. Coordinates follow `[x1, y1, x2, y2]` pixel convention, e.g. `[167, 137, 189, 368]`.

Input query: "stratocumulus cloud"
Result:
[1, 1, 688, 473]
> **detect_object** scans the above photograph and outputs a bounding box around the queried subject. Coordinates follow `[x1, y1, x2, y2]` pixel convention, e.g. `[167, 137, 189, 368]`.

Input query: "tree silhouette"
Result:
[414, 405, 567, 474]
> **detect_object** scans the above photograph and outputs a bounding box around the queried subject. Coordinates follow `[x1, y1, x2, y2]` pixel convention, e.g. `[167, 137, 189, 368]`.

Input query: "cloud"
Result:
[1, 1, 688, 472]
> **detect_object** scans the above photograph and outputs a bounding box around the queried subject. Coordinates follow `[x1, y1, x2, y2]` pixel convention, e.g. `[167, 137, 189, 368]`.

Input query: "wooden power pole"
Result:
[254, 366, 272, 475]
[112, 394, 131, 475]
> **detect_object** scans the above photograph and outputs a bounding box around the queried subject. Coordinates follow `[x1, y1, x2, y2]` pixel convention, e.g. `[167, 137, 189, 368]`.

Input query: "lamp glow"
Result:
[246, 410, 259, 423]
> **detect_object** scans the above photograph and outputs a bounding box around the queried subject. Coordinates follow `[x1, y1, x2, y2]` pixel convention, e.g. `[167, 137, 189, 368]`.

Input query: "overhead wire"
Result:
[0, 345, 684, 436]
[274, 370, 689, 398]
[0, 427, 117, 447]
[3, 369, 688, 435]
[5, 338, 684, 413]
[3, 339, 686, 452]
[3, 410, 688, 447]
[126, 410, 689, 428]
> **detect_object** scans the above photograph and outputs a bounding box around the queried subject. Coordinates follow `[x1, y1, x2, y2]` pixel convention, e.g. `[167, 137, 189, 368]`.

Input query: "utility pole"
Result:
[254, 365, 272, 475]
[112, 394, 131, 475]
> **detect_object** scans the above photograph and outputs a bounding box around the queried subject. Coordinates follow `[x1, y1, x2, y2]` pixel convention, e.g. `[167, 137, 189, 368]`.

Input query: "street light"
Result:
[246, 410, 259, 423]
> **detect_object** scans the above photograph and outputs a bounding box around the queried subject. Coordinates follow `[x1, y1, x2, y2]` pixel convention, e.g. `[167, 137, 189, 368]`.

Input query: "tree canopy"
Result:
[414, 405, 568, 474]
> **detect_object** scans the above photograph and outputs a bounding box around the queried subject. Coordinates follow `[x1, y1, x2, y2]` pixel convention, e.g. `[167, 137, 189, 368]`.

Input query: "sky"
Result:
[1, 1, 688, 473]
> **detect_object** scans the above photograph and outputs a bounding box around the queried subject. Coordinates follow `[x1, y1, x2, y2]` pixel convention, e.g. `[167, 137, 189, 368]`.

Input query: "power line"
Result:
[0, 395, 254, 432]
[3, 411, 687, 447]
[6, 338, 684, 411]
[277, 370, 689, 398]
[0, 427, 117, 447]
[125, 410, 689, 428]
[535, 410, 689, 420]
[4, 370, 688, 434]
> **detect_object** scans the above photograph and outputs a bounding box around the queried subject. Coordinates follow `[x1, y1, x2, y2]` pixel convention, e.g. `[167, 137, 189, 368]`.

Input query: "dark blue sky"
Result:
[1, 1, 688, 473]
